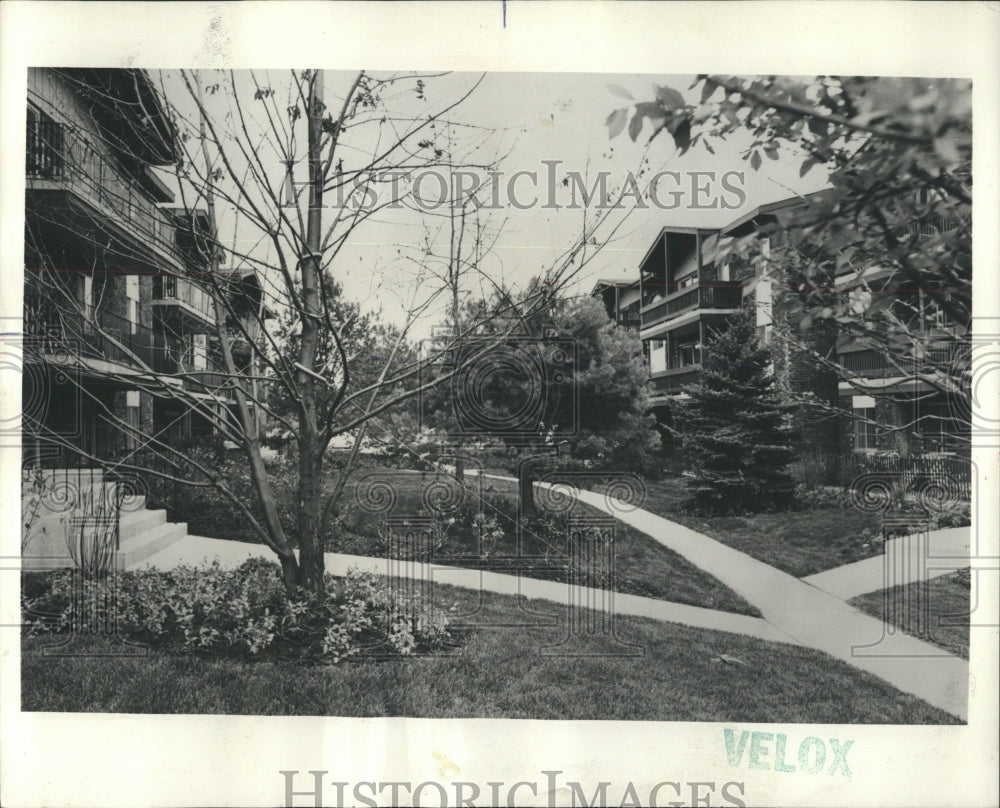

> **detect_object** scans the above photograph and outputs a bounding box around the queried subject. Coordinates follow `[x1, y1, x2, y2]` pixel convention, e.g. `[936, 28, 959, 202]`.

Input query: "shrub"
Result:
[927, 501, 971, 530]
[793, 484, 849, 510]
[21, 559, 453, 662]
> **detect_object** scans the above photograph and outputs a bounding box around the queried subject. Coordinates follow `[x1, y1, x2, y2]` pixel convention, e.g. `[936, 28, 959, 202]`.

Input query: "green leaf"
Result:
[799, 157, 817, 177]
[606, 83, 634, 100]
[605, 108, 628, 139]
[750, 150, 762, 170]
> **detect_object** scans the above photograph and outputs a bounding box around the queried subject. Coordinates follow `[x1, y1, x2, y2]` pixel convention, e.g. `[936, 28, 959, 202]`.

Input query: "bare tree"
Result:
[24, 68, 628, 594]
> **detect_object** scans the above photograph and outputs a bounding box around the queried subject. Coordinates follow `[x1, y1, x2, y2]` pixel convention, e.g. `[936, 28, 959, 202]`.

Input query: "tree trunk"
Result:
[292, 68, 328, 597]
[297, 448, 327, 594]
[453, 456, 465, 484]
[519, 468, 537, 517]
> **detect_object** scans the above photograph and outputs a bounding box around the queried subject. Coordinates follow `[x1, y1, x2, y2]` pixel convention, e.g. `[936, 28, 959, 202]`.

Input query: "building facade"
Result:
[597, 193, 968, 467]
[23, 68, 254, 467]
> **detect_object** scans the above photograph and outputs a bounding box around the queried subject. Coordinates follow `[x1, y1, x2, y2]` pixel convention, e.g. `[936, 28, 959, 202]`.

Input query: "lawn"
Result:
[22, 584, 958, 723]
[848, 570, 971, 659]
[335, 471, 761, 616]
[611, 478, 884, 578]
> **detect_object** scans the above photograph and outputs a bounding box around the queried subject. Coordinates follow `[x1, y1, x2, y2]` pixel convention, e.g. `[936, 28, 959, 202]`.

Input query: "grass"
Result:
[22, 583, 958, 723]
[617, 478, 884, 578]
[335, 471, 761, 616]
[848, 570, 971, 659]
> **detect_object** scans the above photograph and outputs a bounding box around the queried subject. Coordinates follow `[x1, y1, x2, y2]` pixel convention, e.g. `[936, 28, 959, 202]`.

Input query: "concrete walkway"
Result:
[802, 527, 970, 600]
[560, 483, 969, 720]
[134, 535, 793, 644]
[137, 471, 970, 720]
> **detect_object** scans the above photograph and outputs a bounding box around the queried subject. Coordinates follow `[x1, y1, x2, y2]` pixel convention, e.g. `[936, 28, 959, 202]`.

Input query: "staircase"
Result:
[22, 468, 187, 571]
[116, 499, 187, 570]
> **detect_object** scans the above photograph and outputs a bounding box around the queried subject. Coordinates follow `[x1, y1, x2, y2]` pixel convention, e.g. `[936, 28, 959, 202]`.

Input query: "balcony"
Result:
[24, 300, 239, 400]
[152, 275, 216, 329]
[649, 366, 701, 397]
[838, 345, 958, 380]
[640, 281, 743, 331]
[26, 118, 185, 274]
[846, 215, 968, 270]
[24, 298, 165, 375]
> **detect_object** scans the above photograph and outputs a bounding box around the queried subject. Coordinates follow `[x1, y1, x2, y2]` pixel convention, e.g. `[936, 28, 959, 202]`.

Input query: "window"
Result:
[79, 274, 94, 320]
[125, 391, 140, 450]
[675, 340, 701, 368]
[854, 407, 876, 451]
[191, 334, 207, 371]
[126, 275, 139, 334]
[26, 105, 64, 179]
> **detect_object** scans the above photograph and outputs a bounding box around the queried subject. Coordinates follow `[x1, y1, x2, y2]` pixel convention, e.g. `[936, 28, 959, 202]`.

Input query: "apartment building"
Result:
[598, 193, 968, 461]
[23, 67, 255, 466]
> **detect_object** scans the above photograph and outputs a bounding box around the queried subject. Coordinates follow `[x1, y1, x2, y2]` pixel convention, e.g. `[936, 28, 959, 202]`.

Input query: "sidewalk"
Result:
[802, 527, 971, 600]
[137, 473, 970, 720]
[134, 535, 794, 645]
[566, 484, 969, 720]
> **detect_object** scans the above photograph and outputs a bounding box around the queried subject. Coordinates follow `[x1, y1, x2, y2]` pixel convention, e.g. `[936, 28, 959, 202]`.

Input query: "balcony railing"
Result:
[26, 118, 183, 268]
[152, 275, 216, 322]
[649, 366, 701, 396]
[640, 282, 743, 330]
[847, 215, 967, 268]
[24, 300, 239, 399]
[838, 344, 958, 379]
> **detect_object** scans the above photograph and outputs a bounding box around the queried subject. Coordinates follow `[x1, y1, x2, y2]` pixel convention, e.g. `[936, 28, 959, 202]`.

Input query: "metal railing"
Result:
[848, 216, 967, 267]
[26, 117, 183, 267]
[152, 275, 216, 321]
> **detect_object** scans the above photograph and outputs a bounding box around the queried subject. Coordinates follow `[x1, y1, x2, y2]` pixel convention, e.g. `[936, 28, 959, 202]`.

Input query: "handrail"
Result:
[26, 117, 183, 266]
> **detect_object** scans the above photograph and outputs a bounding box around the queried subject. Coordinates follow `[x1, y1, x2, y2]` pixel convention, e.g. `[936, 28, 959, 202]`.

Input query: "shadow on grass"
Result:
[22, 583, 960, 724]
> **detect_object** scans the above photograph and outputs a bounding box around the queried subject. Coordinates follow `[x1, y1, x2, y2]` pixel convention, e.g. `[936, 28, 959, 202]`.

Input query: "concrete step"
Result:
[116, 521, 188, 569]
[119, 508, 167, 540]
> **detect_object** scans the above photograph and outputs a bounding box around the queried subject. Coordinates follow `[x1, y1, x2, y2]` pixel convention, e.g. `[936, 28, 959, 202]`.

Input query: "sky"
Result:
[155, 70, 830, 337]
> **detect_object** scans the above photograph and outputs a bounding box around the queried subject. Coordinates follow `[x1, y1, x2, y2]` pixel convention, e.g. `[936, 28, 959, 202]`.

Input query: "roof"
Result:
[68, 68, 179, 166]
[590, 278, 640, 295]
[720, 189, 830, 237]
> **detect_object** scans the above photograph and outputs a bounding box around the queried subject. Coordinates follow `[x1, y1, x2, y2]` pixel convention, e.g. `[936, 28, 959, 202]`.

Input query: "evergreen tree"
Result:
[672, 308, 797, 514]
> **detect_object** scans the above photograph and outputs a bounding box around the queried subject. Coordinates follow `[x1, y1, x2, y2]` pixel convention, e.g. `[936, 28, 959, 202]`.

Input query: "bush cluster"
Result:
[21, 558, 453, 662]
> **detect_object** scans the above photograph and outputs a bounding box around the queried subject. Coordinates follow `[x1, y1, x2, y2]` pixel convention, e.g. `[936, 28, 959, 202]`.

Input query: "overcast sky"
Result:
[156, 70, 830, 336]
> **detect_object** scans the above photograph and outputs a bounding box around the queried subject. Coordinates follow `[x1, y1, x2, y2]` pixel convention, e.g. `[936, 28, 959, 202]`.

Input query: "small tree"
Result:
[454, 289, 660, 513]
[672, 308, 797, 514]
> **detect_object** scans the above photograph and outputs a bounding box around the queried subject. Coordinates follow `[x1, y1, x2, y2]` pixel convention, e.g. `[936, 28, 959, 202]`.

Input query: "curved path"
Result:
[522, 475, 969, 721]
[137, 471, 969, 720]
[134, 535, 791, 644]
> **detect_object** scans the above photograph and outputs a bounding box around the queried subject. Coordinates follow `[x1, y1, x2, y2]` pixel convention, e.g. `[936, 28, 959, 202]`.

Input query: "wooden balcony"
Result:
[649, 365, 701, 396]
[640, 282, 743, 331]
[152, 275, 216, 330]
[838, 345, 958, 379]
